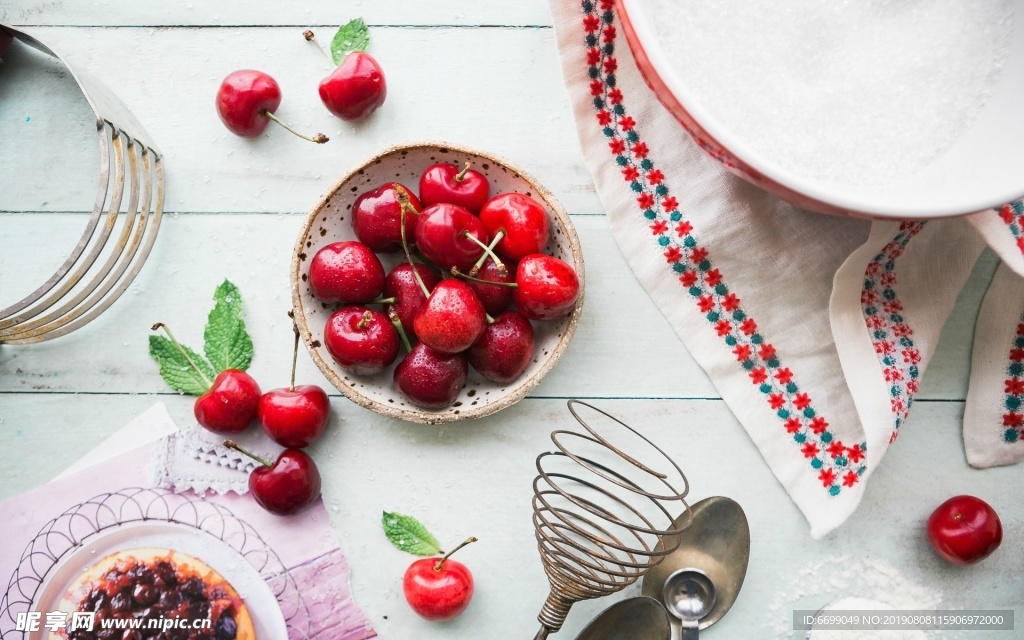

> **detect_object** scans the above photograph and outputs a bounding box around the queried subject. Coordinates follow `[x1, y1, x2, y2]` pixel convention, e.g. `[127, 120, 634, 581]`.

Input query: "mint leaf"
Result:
[331, 18, 369, 65]
[382, 511, 443, 556]
[203, 280, 254, 373]
[149, 335, 215, 396]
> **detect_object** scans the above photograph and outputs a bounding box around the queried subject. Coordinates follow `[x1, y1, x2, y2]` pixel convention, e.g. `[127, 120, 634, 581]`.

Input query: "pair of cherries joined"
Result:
[215, 23, 385, 142]
[155, 322, 326, 516]
[308, 161, 580, 409]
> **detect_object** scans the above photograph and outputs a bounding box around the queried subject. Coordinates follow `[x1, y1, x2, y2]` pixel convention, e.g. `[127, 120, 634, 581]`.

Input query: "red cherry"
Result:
[419, 162, 491, 214]
[216, 70, 327, 143]
[465, 258, 516, 315]
[193, 369, 261, 435]
[352, 183, 422, 253]
[479, 193, 551, 261]
[414, 204, 489, 273]
[393, 343, 468, 409]
[414, 279, 486, 354]
[258, 386, 330, 449]
[225, 441, 321, 516]
[384, 263, 442, 336]
[468, 311, 535, 383]
[324, 306, 399, 375]
[927, 495, 1003, 565]
[319, 51, 387, 121]
[308, 241, 386, 303]
[513, 254, 580, 321]
[403, 557, 474, 621]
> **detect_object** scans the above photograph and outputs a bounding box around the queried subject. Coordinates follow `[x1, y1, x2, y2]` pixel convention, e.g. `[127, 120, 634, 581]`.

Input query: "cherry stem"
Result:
[370, 297, 397, 305]
[469, 230, 506, 276]
[289, 324, 300, 392]
[303, 30, 336, 67]
[357, 310, 373, 330]
[486, 313, 495, 324]
[388, 308, 413, 353]
[450, 267, 517, 288]
[434, 537, 478, 572]
[394, 185, 430, 298]
[454, 161, 471, 182]
[151, 322, 212, 389]
[262, 110, 329, 144]
[223, 440, 273, 468]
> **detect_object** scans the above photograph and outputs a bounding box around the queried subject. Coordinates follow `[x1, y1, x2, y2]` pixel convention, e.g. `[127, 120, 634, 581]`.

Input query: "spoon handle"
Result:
[680, 622, 700, 640]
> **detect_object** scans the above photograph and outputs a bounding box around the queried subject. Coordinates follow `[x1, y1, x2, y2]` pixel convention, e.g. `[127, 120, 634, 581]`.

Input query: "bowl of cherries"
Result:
[291, 142, 584, 424]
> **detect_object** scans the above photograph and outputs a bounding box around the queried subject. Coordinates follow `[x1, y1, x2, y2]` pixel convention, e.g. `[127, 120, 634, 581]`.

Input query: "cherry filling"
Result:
[69, 559, 240, 640]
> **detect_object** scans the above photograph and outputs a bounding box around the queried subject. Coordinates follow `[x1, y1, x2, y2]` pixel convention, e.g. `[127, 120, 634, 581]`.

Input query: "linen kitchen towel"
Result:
[550, 0, 1024, 537]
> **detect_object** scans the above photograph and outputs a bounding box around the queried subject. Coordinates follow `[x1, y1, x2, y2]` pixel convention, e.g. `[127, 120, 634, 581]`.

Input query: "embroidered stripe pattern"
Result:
[861, 221, 926, 443]
[582, 0, 865, 494]
[997, 200, 1024, 254]
[1000, 311, 1024, 443]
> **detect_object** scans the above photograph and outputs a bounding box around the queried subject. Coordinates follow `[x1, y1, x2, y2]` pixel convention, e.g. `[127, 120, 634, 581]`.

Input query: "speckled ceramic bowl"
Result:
[291, 142, 585, 424]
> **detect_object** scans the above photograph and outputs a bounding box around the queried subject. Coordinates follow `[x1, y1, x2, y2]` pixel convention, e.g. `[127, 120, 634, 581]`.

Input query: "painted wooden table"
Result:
[1, 2, 1021, 638]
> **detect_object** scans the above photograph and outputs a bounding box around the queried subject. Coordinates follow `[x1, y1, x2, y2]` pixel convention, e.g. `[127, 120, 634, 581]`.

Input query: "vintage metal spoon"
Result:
[662, 569, 716, 638]
[574, 597, 671, 640]
[641, 496, 750, 634]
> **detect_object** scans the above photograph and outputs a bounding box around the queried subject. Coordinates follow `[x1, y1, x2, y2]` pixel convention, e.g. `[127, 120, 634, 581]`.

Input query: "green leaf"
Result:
[149, 335, 215, 396]
[382, 511, 443, 556]
[203, 280, 254, 373]
[331, 17, 370, 65]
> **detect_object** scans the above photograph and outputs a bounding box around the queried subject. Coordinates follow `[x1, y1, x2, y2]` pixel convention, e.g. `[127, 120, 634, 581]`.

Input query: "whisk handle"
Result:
[534, 627, 551, 640]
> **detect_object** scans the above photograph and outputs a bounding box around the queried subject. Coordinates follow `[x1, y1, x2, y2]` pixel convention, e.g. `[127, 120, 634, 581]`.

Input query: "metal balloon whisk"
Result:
[531, 400, 692, 639]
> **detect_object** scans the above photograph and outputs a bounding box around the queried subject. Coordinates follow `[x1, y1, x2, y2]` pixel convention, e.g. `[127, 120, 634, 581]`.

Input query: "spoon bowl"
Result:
[663, 568, 715, 639]
[574, 597, 671, 640]
[642, 496, 750, 631]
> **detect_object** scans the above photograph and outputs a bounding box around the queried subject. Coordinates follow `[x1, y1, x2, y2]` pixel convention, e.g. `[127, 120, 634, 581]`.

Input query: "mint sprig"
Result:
[148, 334, 214, 395]
[382, 511, 443, 556]
[148, 280, 254, 395]
[331, 18, 370, 65]
[204, 280, 254, 373]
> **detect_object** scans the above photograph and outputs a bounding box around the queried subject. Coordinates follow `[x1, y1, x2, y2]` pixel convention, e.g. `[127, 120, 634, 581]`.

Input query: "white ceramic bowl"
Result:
[617, 0, 1024, 219]
[291, 142, 585, 425]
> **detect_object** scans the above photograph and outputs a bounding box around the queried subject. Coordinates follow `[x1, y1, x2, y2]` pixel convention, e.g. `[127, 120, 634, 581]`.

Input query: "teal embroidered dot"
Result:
[656, 185, 668, 196]
[689, 286, 701, 297]
[908, 365, 919, 378]
[811, 458, 823, 469]
[603, 43, 613, 55]
[803, 408, 815, 418]
[706, 311, 719, 322]
[583, 2, 594, 13]
[742, 360, 754, 370]
[890, 385, 900, 397]
[616, 156, 627, 166]
[794, 432, 805, 443]
[1015, 337, 1024, 348]
[767, 358, 780, 368]
[715, 284, 728, 295]
[863, 279, 875, 291]
[820, 432, 832, 443]
[658, 236, 670, 247]
[724, 335, 737, 346]
[606, 74, 616, 87]
[586, 34, 598, 47]
[883, 289, 896, 301]
[885, 259, 896, 271]
[882, 356, 894, 367]
[626, 132, 638, 144]
[899, 337, 913, 348]
[732, 310, 745, 322]
[602, 127, 613, 138]
[786, 382, 798, 393]
[760, 384, 771, 394]
[640, 159, 653, 170]
[1009, 362, 1024, 376]
[750, 333, 763, 345]
[672, 263, 684, 273]
[829, 485, 841, 496]
[630, 181, 641, 193]
[779, 409, 791, 419]
[834, 456, 847, 467]
[864, 306, 877, 316]
[644, 210, 656, 220]
[1006, 396, 1020, 411]
[698, 259, 711, 271]
[890, 314, 903, 323]
[873, 330, 886, 340]
[670, 212, 682, 222]
[589, 66, 599, 79]
[1005, 428, 1019, 443]
[683, 236, 696, 248]
[602, 9, 613, 22]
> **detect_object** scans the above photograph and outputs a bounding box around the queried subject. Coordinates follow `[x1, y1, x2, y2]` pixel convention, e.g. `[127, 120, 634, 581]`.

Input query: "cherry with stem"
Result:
[303, 30, 335, 66]
[434, 537, 478, 572]
[388, 307, 414, 352]
[395, 185, 430, 297]
[223, 439, 273, 468]
[263, 110, 329, 144]
[467, 231, 507, 276]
